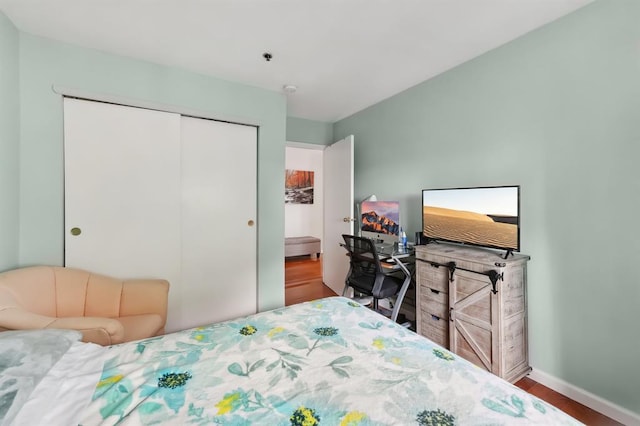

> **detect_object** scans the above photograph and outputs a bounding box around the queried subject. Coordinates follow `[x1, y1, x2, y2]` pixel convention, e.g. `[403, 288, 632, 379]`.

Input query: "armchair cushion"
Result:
[0, 266, 169, 345]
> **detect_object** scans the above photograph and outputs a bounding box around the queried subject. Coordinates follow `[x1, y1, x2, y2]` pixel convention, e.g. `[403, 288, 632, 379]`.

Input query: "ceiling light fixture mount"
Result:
[283, 84, 298, 94]
[262, 52, 272, 62]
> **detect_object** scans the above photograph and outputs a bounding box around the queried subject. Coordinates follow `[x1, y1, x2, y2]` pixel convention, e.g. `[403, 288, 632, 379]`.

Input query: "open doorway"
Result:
[284, 142, 335, 302]
[284, 137, 354, 300]
[284, 142, 324, 255]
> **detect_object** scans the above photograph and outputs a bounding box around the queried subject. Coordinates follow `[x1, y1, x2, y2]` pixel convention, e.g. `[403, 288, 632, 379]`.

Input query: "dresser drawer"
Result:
[416, 260, 449, 293]
[421, 287, 448, 319]
[420, 313, 449, 347]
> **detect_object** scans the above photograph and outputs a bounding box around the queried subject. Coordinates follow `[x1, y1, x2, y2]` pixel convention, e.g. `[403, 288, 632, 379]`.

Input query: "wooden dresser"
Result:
[415, 243, 530, 383]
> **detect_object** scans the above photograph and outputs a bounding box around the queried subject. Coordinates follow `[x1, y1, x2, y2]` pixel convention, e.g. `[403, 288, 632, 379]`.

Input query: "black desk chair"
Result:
[341, 234, 411, 323]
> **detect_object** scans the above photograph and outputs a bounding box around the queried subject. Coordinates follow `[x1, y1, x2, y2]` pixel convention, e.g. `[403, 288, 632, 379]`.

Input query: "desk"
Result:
[378, 244, 414, 261]
[378, 242, 414, 267]
[380, 245, 416, 326]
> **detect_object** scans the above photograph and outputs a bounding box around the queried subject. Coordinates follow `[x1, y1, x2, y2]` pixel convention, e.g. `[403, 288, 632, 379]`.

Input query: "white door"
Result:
[180, 117, 257, 330]
[63, 98, 183, 307]
[322, 135, 354, 295]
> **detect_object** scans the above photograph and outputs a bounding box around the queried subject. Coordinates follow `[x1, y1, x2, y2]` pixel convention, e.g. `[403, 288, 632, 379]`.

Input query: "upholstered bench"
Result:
[285, 236, 321, 259]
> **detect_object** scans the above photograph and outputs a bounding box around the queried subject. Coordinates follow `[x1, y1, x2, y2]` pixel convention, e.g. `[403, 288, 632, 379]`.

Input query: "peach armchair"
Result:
[0, 266, 169, 345]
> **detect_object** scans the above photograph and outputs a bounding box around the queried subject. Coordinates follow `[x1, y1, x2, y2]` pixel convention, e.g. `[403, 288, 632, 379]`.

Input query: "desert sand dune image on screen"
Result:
[423, 206, 518, 250]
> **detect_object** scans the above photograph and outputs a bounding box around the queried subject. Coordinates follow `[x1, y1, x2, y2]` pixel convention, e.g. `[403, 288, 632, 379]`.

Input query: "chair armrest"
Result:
[120, 279, 169, 325]
[0, 306, 57, 330]
[0, 306, 124, 345]
[48, 316, 124, 346]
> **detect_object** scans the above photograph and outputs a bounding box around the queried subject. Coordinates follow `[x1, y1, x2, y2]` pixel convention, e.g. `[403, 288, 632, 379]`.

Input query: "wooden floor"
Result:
[284, 255, 622, 426]
[284, 255, 337, 305]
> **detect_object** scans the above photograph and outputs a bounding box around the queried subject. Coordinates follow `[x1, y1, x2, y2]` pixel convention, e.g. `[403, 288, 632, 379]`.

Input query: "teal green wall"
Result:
[0, 12, 19, 271]
[335, 0, 640, 414]
[286, 116, 333, 145]
[17, 33, 286, 311]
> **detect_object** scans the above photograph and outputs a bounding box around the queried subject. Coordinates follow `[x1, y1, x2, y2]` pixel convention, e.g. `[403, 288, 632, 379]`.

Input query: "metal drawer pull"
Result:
[430, 288, 440, 294]
[431, 314, 440, 321]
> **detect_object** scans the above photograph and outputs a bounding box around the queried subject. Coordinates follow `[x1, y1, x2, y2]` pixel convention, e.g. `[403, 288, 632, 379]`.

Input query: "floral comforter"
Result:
[80, 297, 581, 425]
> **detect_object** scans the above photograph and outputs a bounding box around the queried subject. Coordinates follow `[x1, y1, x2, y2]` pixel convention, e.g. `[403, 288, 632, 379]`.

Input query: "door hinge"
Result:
[447, 261, 456, 282]
[488, 270, 503, 294]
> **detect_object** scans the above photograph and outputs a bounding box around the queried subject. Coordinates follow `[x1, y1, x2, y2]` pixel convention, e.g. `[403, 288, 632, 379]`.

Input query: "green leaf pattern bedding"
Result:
[80, 297, 581, 425]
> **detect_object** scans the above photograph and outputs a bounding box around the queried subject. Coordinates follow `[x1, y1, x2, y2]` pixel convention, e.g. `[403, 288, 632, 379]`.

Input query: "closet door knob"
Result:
[248, 220, 255, 227]
[70, 227, 82, 236]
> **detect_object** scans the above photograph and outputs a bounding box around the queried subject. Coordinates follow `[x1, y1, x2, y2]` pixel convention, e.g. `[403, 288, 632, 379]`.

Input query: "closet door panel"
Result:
[179, 117, 257, 330]
[64, 99, 258, 333]
[63, 99, 182, 308]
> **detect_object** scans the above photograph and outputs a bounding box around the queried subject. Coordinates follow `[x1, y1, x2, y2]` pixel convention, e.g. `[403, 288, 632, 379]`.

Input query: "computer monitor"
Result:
[360, 200, 400, 245]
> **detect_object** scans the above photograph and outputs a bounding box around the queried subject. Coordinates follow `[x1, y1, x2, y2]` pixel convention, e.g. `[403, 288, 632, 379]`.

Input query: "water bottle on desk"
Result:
[400, 227, 407, 249]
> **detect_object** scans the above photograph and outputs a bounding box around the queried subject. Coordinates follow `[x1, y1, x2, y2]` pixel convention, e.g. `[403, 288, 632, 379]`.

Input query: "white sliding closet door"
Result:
[63, 99, 182, 315]
[180, 116, 257, 330]
[63, 98, 258, 333]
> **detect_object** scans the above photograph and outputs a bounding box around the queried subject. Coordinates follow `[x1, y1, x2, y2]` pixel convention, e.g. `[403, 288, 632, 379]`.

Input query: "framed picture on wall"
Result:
[285, 169, 314, 204]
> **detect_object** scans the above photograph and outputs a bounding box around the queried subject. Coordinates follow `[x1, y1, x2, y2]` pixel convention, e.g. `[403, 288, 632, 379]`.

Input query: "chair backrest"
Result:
[341, 234, 412, 323]
[0, 266, 125, 318]
[0, 266, 59, 316]
[341, 234, 383, 276]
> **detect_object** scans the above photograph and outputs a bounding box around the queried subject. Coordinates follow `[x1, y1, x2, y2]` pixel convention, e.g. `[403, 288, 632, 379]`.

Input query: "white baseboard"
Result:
[528, 368, 640, 426]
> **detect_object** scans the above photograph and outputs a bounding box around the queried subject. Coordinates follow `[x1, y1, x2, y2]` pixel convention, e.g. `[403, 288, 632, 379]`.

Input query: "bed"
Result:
[1, 297, 582, 425]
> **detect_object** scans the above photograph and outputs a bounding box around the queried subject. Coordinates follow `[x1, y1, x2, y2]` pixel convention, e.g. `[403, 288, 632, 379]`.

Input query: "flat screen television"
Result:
[422, 185, 520, 253]
[360, 200, 400, 245]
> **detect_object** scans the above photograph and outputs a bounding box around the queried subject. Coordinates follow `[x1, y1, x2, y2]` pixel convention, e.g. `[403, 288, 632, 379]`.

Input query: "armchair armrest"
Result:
[0, 306, 124, 345]
[48, 316, 124, 346]
[0, 306, 57, 330]
[120, 279, 169, 328]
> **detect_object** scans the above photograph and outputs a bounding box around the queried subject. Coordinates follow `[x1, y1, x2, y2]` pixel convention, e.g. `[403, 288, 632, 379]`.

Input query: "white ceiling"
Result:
[0, 0, 592, 122]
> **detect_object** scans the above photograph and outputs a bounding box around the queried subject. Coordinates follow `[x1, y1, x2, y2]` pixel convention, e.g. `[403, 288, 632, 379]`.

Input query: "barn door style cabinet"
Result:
[415, 244, 531, 383]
